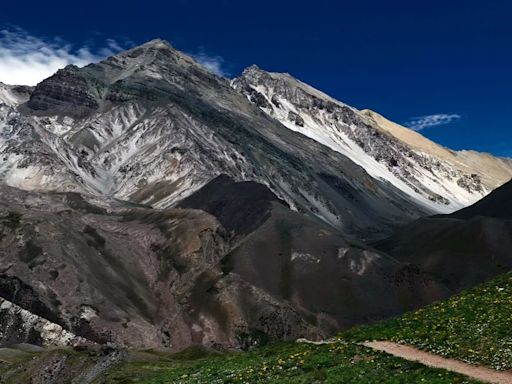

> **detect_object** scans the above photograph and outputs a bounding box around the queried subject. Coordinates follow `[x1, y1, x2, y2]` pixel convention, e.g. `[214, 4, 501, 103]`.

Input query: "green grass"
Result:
[341, 273, 512, 370]
[98, 342, 476, 384]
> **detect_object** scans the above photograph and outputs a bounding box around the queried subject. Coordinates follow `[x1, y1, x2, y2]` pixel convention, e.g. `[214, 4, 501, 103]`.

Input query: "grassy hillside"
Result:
[342, 272, 512, 370]
[99, 342, 476, 384]
[0, 342, 477, 383]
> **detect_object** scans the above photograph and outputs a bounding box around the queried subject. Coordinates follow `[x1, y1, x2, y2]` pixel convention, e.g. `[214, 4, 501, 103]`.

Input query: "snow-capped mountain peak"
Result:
[1, 40, 511, 240]
[233, 66, 512, 213]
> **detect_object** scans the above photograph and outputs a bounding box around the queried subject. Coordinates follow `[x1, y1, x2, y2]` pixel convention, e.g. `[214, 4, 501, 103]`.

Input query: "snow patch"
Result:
[243, 81, 487, 214]
[291, 251, 320, 264]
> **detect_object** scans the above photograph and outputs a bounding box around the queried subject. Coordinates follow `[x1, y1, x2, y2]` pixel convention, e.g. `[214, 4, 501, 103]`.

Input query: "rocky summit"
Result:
[0, 39, 511, 353]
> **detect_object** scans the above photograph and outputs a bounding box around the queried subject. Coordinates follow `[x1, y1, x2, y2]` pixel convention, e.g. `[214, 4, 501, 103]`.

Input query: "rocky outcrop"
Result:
[0, 297, 86, 347]
[26, 65, 101, 116]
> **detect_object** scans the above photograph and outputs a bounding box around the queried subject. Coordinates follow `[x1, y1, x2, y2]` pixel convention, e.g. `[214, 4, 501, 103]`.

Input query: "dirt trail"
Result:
[364, 341, 512, 384]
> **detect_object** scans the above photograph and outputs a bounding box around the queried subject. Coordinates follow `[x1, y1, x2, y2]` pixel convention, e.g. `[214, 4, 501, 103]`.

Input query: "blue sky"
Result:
[0, 0, 510, 156]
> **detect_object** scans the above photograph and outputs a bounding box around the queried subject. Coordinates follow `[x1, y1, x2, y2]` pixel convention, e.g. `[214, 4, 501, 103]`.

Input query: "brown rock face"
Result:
[0, 178, 449, 351]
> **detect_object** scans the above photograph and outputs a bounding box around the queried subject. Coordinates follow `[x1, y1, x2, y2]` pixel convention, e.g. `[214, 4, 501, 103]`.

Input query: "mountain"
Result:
[1, 39, 434, 241]
[0, 39, 510, 351]
[233, 66, 512, 212]
[374, 179, 512, 292]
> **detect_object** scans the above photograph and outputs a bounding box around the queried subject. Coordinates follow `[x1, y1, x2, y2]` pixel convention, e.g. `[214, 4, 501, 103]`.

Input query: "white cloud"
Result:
[404, 113, 462, 131]
[190, 49, 228, 77]
[0, 29, 124, 86]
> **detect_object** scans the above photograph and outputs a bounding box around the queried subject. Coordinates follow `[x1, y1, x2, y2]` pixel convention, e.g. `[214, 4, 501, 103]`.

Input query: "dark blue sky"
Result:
[2, 0, 510, 156]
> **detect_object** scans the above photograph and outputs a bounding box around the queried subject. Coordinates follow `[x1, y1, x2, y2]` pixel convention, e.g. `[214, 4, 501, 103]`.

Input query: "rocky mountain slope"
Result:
[233, 66, 512, 212]
[0, 39, 510, 352]
[374, 179, 512, 292]
[0, 39, 435, 241]
[0, 181, 447, 350]
[362, 109, 512, 193]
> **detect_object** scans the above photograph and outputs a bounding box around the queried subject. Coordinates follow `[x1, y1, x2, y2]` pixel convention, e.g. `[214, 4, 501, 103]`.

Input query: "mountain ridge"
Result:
[1, 39, 436, 239]
[0, 38, 510, 352]
[233, 65, 512, 212]
[361, 109, 512, 190]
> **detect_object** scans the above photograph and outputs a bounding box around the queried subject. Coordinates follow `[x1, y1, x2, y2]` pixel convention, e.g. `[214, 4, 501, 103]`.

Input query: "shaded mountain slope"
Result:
[0, 183, 320, 350]
[450, 178, 512, 219]
[374, 179, 512, 291]
[0, 179, 448, 350]
[225, 203, 448, 331]
[176, 176, 449, 333]
[177, 174, 288, 236]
